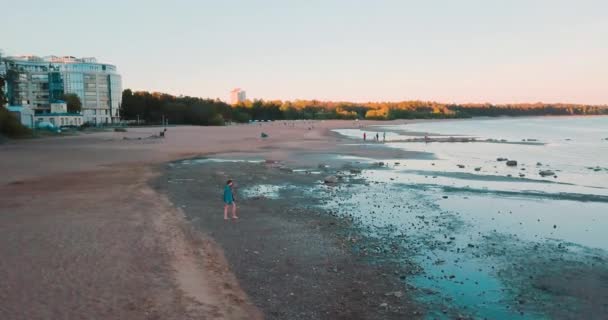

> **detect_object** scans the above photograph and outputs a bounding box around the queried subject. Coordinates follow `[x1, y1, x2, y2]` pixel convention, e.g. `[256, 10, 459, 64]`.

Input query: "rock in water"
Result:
[506, 160, 518, 166]
[324, 175, 339, 184]
[539, 170, 555, 177]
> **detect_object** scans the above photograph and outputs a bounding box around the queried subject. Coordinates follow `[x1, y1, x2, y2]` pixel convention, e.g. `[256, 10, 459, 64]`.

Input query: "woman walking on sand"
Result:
[223, 180, 238, 220]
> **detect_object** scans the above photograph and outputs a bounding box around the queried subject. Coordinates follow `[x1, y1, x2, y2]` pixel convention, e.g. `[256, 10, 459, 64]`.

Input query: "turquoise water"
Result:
[332, 116, 608, 319]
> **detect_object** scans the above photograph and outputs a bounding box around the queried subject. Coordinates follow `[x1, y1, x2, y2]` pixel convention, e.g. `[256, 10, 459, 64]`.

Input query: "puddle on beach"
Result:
[240, 184, 285, 199]
[173, 157, 264, 166]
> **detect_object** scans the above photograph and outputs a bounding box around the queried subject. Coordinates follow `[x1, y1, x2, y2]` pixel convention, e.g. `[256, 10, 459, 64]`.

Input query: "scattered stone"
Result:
[537, 162, 542, 166]
[442, 196, 448, 199]
[261, 132, 269, 138]
[349, 168, 362, 174]
[497, 157, 508, 161]
[539, 170, 555, 177]
[506, 160, 518, 166]
[457, 164, 465, 169]
[318, 163, 329, 169]
[474, 167, 481, 171]
[324, 175, 339, 184]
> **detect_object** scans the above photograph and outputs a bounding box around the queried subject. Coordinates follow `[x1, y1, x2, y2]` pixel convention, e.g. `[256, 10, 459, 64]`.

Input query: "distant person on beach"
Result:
[383, 132, 386, 142]
[363, 132, 367, 141]
[376, 133, 379, 141]
[223, 180, 238, 220]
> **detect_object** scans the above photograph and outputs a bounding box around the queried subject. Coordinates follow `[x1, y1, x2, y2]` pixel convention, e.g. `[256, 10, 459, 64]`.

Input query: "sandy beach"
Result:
[0, 120, 421, 319]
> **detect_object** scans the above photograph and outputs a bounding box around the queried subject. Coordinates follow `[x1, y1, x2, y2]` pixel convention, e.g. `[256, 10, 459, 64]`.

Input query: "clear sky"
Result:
[2, 0, 607, 104]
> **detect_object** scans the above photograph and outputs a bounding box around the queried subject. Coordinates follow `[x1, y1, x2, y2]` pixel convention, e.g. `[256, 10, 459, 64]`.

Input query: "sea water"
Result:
[332, 116, 608, 319]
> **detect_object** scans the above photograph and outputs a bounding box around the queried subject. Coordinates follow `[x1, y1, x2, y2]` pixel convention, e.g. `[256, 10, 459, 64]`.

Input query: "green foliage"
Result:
[120, 89, 608, 126]
[0, 107, 31, 138]
[61, 93, 82, 113]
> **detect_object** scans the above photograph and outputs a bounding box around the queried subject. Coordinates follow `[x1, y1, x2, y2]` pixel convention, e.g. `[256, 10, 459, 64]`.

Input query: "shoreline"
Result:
[2, 118, 606, 318]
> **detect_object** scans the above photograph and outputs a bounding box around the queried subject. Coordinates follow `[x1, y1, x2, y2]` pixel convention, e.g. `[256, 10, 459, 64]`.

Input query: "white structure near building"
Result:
[34, 101, 83, 127]
[230, 88, 246, 105]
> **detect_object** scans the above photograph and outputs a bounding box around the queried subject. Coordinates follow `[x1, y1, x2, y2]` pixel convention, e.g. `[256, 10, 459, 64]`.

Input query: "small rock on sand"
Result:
[506, 160, 518, 166]
[324, 175, 339, 184]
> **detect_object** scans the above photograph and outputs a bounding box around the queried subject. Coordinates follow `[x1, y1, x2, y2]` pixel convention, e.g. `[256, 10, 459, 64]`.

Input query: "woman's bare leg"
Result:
[232, 203, 238, 219]
[224, 205, 229, 220]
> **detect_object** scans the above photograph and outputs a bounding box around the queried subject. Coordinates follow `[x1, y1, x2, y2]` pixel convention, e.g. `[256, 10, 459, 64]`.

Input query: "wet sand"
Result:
[0, 120, 418, 319]
[159, 160, 423, 319]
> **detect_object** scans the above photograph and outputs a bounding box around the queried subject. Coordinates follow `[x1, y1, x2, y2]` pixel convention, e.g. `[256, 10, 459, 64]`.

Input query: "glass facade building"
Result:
[3, 55, 122, 124]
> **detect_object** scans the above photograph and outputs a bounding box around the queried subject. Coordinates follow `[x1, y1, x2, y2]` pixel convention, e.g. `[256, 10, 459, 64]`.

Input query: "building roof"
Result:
[6, 105, 33, 112]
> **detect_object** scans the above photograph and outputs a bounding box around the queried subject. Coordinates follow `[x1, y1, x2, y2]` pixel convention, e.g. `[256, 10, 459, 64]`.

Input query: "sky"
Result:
[2, 0, 607, 104]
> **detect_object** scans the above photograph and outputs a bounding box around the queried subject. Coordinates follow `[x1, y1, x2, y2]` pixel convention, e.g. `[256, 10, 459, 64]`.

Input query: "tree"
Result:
[0, 51, 5, 107]
[62, 93, 82, 113]
[0, 75, 5, 108]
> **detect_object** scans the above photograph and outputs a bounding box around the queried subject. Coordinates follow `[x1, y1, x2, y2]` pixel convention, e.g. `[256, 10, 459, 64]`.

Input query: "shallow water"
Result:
[332, 117, 608, 319]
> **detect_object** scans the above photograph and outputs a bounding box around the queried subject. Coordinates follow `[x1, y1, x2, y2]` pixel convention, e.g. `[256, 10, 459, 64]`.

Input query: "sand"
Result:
[0, 120, 411, 319]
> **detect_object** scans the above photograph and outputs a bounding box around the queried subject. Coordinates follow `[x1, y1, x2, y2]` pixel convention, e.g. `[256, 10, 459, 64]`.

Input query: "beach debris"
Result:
[474, 167, 482, 171]
[324, 175, 339, 184]
[506, 160, 518, 166]
[385, 291, 403, 298]
[539, 170, 555, 177]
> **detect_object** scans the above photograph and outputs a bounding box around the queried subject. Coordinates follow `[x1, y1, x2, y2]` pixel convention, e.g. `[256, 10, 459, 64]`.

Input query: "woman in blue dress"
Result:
[223, 180, 238, 220]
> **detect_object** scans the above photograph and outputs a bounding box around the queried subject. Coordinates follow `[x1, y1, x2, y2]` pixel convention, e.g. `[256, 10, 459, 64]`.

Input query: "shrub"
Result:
[0, 108, 31, 138]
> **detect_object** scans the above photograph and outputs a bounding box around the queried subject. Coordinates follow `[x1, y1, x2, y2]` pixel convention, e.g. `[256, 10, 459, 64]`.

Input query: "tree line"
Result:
[120, 89, 608, 125]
